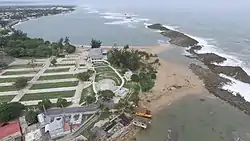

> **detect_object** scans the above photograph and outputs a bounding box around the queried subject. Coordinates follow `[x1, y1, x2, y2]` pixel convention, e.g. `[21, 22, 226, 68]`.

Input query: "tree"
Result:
[65, 44, 76, 53]
[99, 90, 115, 101]
[25, 110, 38, 125]
[90, 39, 102, 48]
[14, 78, 28, 90]
[0, 102, 25, 122]
[131, 74, 140, 82]
[56, 98, 68, 108]
[38, 99, 52, 111]
[124, 44, 129, 50]
[151, 73, 157, 79]
[64, 37, 70, 45]
[51, 58, 57, 66]
[85, 95, 96, 105]
[76, 72, 91, 81]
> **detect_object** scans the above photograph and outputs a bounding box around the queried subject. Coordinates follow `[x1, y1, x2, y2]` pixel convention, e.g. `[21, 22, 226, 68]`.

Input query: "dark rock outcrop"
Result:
[189, 63, 250, 115]
[207, 64, 250, 84]
[197, 53, 227, 64]
[147, 23, 198, 47]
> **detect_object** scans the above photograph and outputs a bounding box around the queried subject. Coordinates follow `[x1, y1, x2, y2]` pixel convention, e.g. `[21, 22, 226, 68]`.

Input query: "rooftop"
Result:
[0, 121, 21, 140]
[88, 48, 103, 59]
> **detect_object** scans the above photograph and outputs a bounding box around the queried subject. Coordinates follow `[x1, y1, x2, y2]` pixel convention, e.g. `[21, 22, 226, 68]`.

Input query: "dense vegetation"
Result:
[38, 99, 52, 111]
[56, 98, 69, 108]
[108, 45, 159, 92]
[25, 110, 38, 125]
[98, 90, 115, 101]
[90, 39, 102, 48]
[76, 70, 94, 81]
[0, 30, 76, 58]
[0, 102, 25, 122]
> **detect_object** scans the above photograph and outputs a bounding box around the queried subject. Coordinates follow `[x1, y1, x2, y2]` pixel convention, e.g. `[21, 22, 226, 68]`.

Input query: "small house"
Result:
[132, 116, 150, 129]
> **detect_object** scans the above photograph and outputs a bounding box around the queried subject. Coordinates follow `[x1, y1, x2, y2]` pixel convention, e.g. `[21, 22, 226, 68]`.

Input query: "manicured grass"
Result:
[20, 91, 75, 101]
[0, 77, 32, 83]
[0, 85, 16, 92]
[44, 68, 69, 73]
[95, 66, 113, 73]
[80, 85, 94, 104]
[38, 74, 75, 80]
[8, 64, 43, 69]
[96, 72, 122, 85]
[0, 95, 15, 103]
[2, 70, 38, 75]
[30, 81, 78, 90]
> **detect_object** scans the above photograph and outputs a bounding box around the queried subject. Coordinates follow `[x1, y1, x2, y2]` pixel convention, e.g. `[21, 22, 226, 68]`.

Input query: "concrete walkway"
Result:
[71, 81, 92, 106]
[0, 82, 14, 86]
[33, 78, 78, 84]
[0, 91, 19, 96]
[26, 87, 77, 94]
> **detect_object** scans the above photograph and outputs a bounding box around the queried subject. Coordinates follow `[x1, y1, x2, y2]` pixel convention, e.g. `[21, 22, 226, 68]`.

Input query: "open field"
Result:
[38, 74, 75, 80]
[30, 81, 78, 90]
[20, 91, 76, 101]
[2, 70, 38, 75]
[44, 68, 70, 73]
[0, 95, 15, 103]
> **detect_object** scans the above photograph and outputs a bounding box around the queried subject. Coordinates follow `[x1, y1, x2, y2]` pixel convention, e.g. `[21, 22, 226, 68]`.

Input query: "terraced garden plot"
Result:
[50, 63, 75, 67]
[96, 72, 122, 85]
[0, 95, 15, 103]
[0, 77, 33, 83]
[38, 74, 75, 80]
[95, 66, 113, 73]
[0, 85, 16, 92]
[30, 81, 78, 90]
[44, 68, 70, 73]
[2, 70, 39, 75]
[20, 91, 75, 101]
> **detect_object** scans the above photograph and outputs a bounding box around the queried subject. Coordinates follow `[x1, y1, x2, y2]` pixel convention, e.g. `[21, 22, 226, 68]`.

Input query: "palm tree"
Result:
[64, 37, 70, 45]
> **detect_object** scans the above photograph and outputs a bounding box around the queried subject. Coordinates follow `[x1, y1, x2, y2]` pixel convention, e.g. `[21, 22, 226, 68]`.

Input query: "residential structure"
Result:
[0, 121, 22, 141]
[88, 48, 103, 61]
[132, 116, 151, 129]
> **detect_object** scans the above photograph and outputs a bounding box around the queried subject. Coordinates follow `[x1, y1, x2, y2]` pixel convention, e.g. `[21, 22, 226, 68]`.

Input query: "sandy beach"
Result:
[114, 44, 205, 141]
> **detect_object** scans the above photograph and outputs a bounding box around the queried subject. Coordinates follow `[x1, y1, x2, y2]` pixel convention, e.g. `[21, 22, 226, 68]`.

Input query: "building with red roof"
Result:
[0, 121, 22, 141]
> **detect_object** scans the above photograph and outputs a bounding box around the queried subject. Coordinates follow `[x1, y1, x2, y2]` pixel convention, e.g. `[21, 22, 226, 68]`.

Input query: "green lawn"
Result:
[20, 91, 75, 101]
[0, 77, 32, 83]
[2, 70, 38, 75]
[95, 66, 113, 73]
[0, 85, 16, 92]
[38, 74, 75, 80]
[0, 95, 15, 103]
[44, 68, 69, 73]
[80, 85, 94, 104]
[7, 64, 43, 69]
[30, 81, 78, 90]
[96, 72, 122, 85]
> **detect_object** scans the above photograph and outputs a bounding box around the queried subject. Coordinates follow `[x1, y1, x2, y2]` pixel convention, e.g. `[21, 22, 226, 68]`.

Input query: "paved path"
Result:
[2, 67, 42, 72]
[0, 74, 36, 78]
[11, 57, 52, 102]
[0, 82, 14, 86]
[20, 97, 72, 106]
[26, 87, 77, 94]
[33, 78, 78, 84]
[0, 91, 19, 96]
[71, 81, 92, 106]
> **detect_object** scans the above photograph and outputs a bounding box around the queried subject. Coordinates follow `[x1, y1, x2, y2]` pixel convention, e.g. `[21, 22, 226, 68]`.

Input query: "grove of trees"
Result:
[90, 39, 102, 48]
[56, 98, 68, 108]
[76, 70, 94, 81]
[98, 90, 115, 101]
[0, 102, 25, 122]
[38, 99, 52, 111]
[0, 30, 76, 58]
[25, 110, 38, 125]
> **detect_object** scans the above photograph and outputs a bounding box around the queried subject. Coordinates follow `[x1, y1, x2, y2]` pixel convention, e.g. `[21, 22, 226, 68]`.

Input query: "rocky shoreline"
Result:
[148, 23, 250, 116]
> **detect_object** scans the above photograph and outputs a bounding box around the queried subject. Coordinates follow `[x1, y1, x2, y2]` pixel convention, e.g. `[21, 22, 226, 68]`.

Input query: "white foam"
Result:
[220, 74, 250, 102]
[162, 24, 179, 31]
